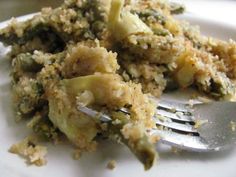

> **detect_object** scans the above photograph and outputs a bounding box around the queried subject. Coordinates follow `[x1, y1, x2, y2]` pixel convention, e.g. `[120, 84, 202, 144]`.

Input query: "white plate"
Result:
[0, 13, 236, 177]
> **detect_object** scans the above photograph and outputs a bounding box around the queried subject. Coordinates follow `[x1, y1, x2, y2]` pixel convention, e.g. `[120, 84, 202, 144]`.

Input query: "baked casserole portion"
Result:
[0, 0, 235, 170]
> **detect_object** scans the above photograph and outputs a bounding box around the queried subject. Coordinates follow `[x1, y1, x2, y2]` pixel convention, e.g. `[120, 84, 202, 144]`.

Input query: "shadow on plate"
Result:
[75, 140, 134, 177]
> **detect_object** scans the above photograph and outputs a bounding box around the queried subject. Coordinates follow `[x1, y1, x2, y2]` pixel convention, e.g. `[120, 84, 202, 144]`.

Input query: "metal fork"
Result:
[77, 97, 236, 152]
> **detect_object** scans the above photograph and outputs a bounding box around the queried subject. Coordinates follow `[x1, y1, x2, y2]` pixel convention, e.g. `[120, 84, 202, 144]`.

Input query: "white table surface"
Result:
[174, 0, 236, 26]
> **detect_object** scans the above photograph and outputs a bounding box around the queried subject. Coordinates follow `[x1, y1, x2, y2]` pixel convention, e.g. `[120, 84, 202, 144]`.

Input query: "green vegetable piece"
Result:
[47, 84, 98, 148]
[14, 53, 42, 72]
[133, 9, 166, 25]
[169, 2, 185, 15]
[108, 0, 153, 40]
[105, 112, 157, 170]
[198, 72, 235, 99]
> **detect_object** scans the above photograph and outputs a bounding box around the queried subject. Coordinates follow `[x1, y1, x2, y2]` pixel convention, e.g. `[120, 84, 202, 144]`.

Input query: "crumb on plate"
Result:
[107, 160, 116, 170]
[9, 136, 47, 166]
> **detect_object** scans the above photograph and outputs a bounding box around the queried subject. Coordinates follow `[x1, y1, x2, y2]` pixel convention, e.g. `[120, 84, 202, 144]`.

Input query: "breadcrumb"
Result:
[107, 160, 116, 170]
[171, 147, 182, 154]
[9, 136, 47, 166]
[230, 121, 236, 132]
[194, 119, 208, 129]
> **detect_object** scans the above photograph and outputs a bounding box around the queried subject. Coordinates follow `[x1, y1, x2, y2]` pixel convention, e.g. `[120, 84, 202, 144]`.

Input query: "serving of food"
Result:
[0, 0, 236, 172]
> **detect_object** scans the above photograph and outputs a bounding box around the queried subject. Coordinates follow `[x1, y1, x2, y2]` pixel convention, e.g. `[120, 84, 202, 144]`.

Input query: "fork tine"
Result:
[150, 96, 191, 113]
[149, 96, 195, 123]
[77, 105, 112, 122]
[78, 105, 213, 152]
[150, 129, 212, 152]
[154, 116, 198, 133]
[156, 109, 194, 123]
